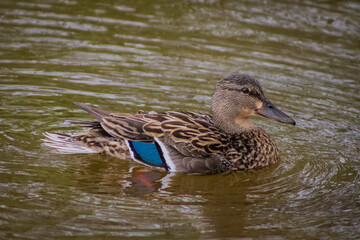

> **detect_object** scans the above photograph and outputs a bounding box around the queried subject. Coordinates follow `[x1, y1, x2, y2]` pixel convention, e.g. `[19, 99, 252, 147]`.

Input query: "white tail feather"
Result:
[42, 132, 98, 154]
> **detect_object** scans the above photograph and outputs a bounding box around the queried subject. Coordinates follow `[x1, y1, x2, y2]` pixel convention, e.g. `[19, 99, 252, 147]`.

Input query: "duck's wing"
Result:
[146, 112, 232, 173]
[72, 104, 231, 173]
[102, 111, 230, 157]
[101, 113, 155, 142]
[142, 111, 230, 157]
[73, 103, 227, 153]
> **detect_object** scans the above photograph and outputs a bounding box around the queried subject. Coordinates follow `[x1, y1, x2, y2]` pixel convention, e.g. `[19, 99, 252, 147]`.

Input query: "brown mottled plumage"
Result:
[43, 74, 295, 174]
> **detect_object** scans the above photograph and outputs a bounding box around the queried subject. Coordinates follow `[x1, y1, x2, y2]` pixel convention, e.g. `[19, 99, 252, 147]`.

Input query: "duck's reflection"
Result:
[124, 167, 167, 196]
[123, 167, 251, 237]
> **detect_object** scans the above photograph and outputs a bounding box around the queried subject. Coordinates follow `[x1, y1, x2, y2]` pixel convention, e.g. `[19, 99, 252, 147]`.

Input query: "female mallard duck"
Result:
[43, 74, 295, 174]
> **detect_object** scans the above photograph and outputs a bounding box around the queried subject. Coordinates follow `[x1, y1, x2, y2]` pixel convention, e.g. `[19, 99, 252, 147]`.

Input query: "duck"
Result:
[43, 74, 295, 174]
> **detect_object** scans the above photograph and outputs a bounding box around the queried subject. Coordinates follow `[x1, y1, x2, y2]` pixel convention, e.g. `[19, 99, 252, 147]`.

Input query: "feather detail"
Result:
[42, 132, 99, 154]
[43, 129, 131, 160]
[101, 114, 152, 141]
[142, 112, 230, 157]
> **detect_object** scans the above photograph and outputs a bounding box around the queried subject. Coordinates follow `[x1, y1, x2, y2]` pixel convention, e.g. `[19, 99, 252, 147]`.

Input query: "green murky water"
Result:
[1, 0, 359, 239]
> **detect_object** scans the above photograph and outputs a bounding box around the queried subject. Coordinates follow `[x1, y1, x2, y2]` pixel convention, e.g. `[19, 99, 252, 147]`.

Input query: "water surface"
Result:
[0, 0, 359, 239]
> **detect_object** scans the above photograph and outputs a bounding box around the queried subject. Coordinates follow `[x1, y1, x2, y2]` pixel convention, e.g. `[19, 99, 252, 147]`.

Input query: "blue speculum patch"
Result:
[129, 141, 165, 167]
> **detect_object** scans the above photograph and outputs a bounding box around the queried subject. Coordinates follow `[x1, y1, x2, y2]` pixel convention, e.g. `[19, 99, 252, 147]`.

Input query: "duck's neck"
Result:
[212, 106, 257, 134]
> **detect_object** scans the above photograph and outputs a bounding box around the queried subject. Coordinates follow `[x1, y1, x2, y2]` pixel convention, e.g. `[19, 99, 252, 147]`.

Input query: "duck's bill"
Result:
[256, 101, 296, 125]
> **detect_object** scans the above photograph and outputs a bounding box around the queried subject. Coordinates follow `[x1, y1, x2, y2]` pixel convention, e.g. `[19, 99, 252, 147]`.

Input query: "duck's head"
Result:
[211, 74, 295, 134]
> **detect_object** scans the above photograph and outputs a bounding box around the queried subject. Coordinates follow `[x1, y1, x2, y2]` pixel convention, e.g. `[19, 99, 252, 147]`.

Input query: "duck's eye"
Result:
[241, 87, 249, 94]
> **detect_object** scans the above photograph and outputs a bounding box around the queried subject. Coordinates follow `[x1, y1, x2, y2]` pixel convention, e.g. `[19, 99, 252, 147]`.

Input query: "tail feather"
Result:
[74, 102, 110, 122]
[70, 120, 101, 128]
[42, 132, 99, 154]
